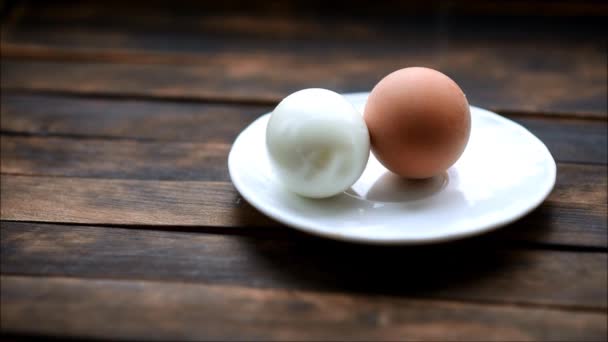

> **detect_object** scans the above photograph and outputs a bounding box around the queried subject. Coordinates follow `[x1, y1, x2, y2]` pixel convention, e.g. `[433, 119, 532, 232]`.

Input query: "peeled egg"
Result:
[266, 88, 370, 198]
[364, 67, 471, 178]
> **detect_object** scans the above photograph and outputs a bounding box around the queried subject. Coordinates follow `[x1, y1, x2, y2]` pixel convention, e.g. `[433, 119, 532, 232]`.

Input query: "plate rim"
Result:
[228, 93, 557, 245]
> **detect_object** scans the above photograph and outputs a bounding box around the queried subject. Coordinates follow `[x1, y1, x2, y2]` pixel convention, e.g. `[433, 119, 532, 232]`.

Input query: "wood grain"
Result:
[1, 94, 606, 164]
[2, 221, 606, 309]
[1, 1, 605, 115]
[3, 48, 605, 117]
[0, 175, 274, 227]
[0, 136, 231, 181]
[1, 163, 606, 247]
[0, 132, 605, 183]
[1, 2, 606, 341]
[509, 116, 607, 164]
[0, 93, 270, 143]
[2, 275, 606, 341]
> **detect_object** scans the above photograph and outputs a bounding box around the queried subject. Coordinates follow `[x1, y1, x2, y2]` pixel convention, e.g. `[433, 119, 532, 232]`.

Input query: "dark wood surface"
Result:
[1, 1, 606, 341]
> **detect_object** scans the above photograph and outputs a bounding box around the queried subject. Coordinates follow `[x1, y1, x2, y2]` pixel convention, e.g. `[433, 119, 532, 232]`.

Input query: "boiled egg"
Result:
[364, 67, 471, 178]
[266, 88, 370, 198]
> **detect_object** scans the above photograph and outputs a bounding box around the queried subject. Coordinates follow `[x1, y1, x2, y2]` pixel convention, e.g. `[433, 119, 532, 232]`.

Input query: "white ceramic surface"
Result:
[228, 92, 557, 244]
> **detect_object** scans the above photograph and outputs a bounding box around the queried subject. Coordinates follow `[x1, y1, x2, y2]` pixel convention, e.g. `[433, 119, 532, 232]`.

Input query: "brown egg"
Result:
[364, 67, 471, 179]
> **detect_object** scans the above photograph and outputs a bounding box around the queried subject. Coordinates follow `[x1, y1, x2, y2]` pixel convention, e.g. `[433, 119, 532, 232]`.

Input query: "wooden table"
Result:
[1, 1, 606, 340]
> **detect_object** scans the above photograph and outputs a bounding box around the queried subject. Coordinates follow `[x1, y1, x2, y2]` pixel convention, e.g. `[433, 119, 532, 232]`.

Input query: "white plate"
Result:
[228, 92, 556, 244]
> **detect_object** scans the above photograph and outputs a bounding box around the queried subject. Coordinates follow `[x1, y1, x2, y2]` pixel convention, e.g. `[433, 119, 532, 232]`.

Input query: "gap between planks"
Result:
[0, 87, 281, 107]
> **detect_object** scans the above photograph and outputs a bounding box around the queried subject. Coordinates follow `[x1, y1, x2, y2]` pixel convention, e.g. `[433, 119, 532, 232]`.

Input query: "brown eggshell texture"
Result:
[364, 67, 471, 178]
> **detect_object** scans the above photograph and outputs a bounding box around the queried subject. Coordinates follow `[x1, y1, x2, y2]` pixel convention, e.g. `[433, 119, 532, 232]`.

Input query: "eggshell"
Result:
[364, 67, 471, 178]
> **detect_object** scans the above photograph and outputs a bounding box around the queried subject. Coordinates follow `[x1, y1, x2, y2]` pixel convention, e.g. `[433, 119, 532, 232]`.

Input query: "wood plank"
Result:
[2, 48, 605, 117]
[2, 221, 607, 310]
[1, 94, 606, 164]
[1, 164, 606, 247]
[510, 116, 607, 164]
[0, 93, 271, 143]
[0, 136, 231, 181]
[1, 3, 605, 116]
[0, 175, 274, 227]
[1, 275, 606, 341]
